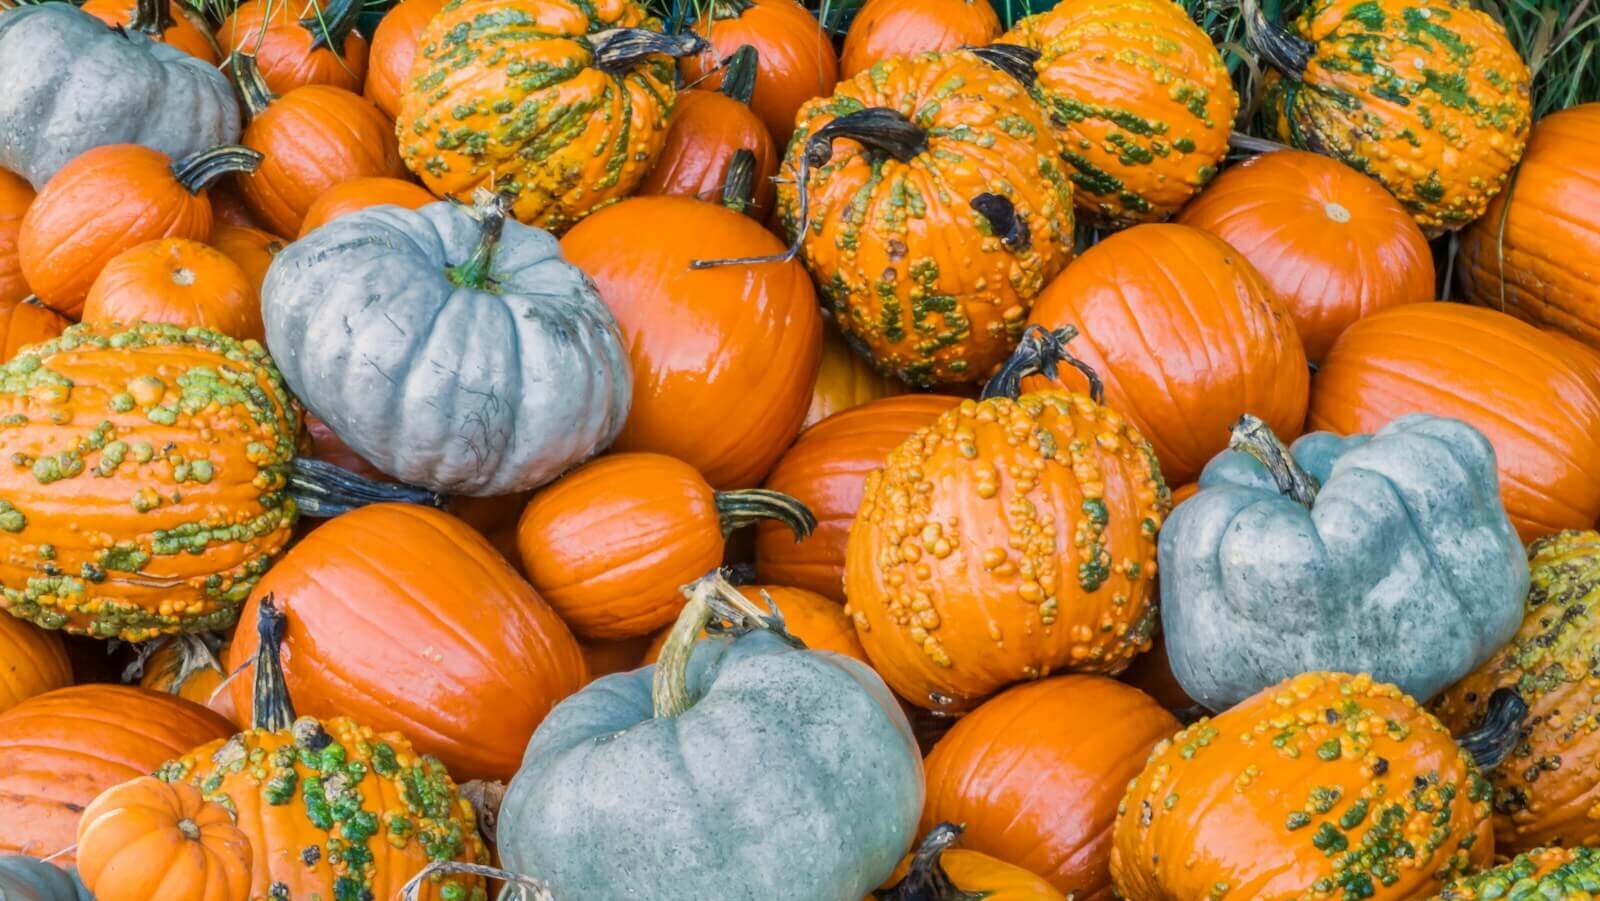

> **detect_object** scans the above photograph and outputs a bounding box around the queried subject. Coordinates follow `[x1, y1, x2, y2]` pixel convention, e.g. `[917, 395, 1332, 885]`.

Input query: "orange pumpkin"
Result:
[642, 584, 869, 664]
[363, 0, 444, 120]
[840, 0, 1001, 79]
[757, 394, 962, 601]
[561, 195, 822, 489]
[217, 0, 368, 95]
[0, 169, 33, 307]
[1311, 303, 1600, 542]
[225, 503, 587, 782]
[82, 239, 264, 342]
[681, 0, 839, 148]
[579, 635, 652, 683]
[76, 776, 252, 901]
[81, 0, 219, 63]
[870, 823, 1065, 901]
[297, 177, 435, 237]
[0, 298, 68, 361]
[18, 144, 261, 318]
[1025, 224, 1310, 486]
[1176, 149, 1435, 361]
[0, 685, 233, 866]
[139, 634, 239, 726]
[923, 676, 1178, 898]
[207, 181, 269, 234]
[0, 615, 69, 715]
[802, 325, 910, 430]
[207, 224, 284, 297]
[517, 453, 815, 640]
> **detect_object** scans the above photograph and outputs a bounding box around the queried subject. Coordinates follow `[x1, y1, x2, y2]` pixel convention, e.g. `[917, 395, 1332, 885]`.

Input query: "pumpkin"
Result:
[562, 195, 819, 489]
[777, 47, 1075, 387]
[82, 239, 264, 343]
[217, 0, 367, 95]
[757, 394, 961, 601]
[206, 225, 283, 297]
[18, 143, 261, 318]
[803, 325, 911, 430]
[1161, 414, 1527, 711]
[1245, 0, 1531, 233]
[922, 676, 1178, 897]
[363, 0, 443, 120]
[840, 0, 1002, 80]
[1001, 0, 1235, 225]
[0, 685, 233, 865]
[642, 584, 869, 664]
[207, 182, 267, 234]
[399, 0, 698, 232]
[1311, 303, 1600, 542]
[0, 170, 32, 307]
[80, 0, 217, 63]
[1176, 149, 1435, 361]
[637, 45, 779, 219]
[681, 0, 838, 148]
[496, 570, 924, 899]
[76, 776, 251, 901]
[516, 453, 814, 640]
[1024, 223, 1309, 486]
[224, 503, 587, 782]
[297, 177, 436, 237]
[1460, 104, 1600, 344]
[0, 615, 70, 715]
[845, 327, 1170, 712]
[263, 193, 631, 496]
[870, 823, 1064, 901]
[166, 600, 490, 901]
[1425, 846, 1596, 900]
[1111, 672, 1523, 901]
[1544, 328, 1600, 392]
[578, 635, 652, 684]
[0, 857, 90, 901]
[0, 299, 69, 362]
[0, 4, 241, 191]
[140, 635, 237, 725]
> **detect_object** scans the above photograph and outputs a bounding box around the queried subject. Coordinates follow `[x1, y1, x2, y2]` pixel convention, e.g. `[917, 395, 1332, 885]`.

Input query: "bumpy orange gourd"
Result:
[1177, 149, 1435, 361]
[681, 0, 838, 148]
[77, 776, 252, 901]
[218, 0, 369, 94]
[0, 298, 68, 361]
[757, 394, 961, 601]
[296, 177, 436, 237]
[207, 225, 284, 297]
[140, 634, 238, 725]
[923, 677, 1178, 898]
[1461, 104, 1600, 344]
[869, 823, 1065, 901]
[778, 48, 1076, 387]
[82, 239, 264, 343]
[1425, 846, 1595, 900]
[840, 0, 1001, 79]
[1311, 303, 1600, 542]
[0, 170, 32, 307]
[642, 584, 869, 664]
[1002, 0, 1236, 225]
[364, 0, 444, 120]
[1112, 672, 1496, 901]
[802, 326, 910, 430]
[0, 615, 69, 715]
[81, 0, 219, 63]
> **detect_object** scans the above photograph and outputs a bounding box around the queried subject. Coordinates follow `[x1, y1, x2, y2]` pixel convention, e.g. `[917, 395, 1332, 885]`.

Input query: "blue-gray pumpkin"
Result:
[0, 856, 91, 901]
[0, 4, 240, 190]
[1159, 413, 1528, 711]
[261, 192, 631, 496]
[497, 572, 925, 901]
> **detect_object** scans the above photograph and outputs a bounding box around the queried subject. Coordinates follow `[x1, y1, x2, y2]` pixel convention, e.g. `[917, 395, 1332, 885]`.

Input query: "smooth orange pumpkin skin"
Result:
[225, 504, 587, 782]
[0, 298, 69, 361]
[218, 0, 369, 95]
[208, 182, 270, 234]
[0, 685, 233, 866]
[1311, 303, 1600, 542]
[681, 0, 839, 148]
[80, 0, 219, 63]
[0, 170, 35, 307]
[76, 776, 252, 901]
[561, 196, 822, 489]
[802, 326, 910, 430]
[579, 635, 652, 683]
[840, 0, 1001, 79]
[757, 394, 962, 601]
[642, 585, 870, 664]
[82, 239, 264, 343]
[19, 145, 215, 318]
[924, 676, 1178, 899]
[364, 0, 445, 120]
[297, 177, 436, 237]
[207, 225, 284, 298]
[0, 615, 70, 715]
[1177, 149, 1434, 361]
[637, 87, 779, 220]
[1024, 224, 1310, 486]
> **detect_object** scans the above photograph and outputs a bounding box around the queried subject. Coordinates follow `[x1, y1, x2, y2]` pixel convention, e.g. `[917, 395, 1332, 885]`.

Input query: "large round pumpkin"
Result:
[803, 325, 910, 430]
[840, 0, 1001, 79]
[79, 0, 217, 63]
[0, 170, 33, 307]
[0, 616, 69, 715]
[0, 685, 233, 866]
[363, 0, 443, 120]
[1176, 149, 1435, 361]
[217, 0, 368, 95]
[296, 176, 435, 237]
[562, 195, 820, 489]
[0, 299, 69, 362]
[1025, 223, 1309, 486]
[1310, 303, 1600, 542]
[642, 584, 869, 664]
[81, 239, 263, 343]
[76, 776, 252, 901]
[681, 0, 839, 148]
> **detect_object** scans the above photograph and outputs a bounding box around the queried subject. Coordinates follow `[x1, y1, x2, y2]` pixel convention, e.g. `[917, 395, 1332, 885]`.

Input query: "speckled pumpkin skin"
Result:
[1112, 672, 1495, 901]
[159, 716, 488, 901]
[399, 0, 677, 232]
[0, 324, 298, 641]
[1002, 0, 1236, 226]
[777, 50, 1076, 387]
[844, 393, 1169, 712]
[1261, 0, 1531, 233]
[1425, 846, 1593, 900]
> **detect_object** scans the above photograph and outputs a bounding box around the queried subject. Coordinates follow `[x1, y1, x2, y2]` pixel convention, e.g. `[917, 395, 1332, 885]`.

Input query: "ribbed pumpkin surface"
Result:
[0, 615, 68, 715]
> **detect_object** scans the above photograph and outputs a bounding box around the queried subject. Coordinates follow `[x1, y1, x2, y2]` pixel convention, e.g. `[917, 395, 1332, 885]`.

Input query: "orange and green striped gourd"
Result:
[1424, 846, 1598, 900]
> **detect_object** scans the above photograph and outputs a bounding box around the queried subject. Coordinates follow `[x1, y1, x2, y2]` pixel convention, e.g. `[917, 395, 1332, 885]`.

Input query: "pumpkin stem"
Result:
[125, 631, 225, 690]
[1227, 414, 1320, 507]
[719, 45, 759, 105]
[399, 862, 554, 901]
[970, 193, 1031, 253]
[225, 52, 276, 121]
[128, 0, 174, 38]
[1241, 0, 1313, 78]
[721, 149, 759, 216]
[170, 144, 263, 195]
[1458, 687, 1529, 770]
[446, 190, 513, 291]
[969, 43, 1042, 88]
[287, 457, 446, 518]
[298, 0, 360, 54]
[875, 823, 987, 901]
[806, 108, 929, 167]
[981, 324, 1104, 404]
[714, 488, 816, 540]
[175, 818, 201, 841]
[250, 595, 296, 732]
[653, 569, 802, 718]
[589, 28, 708, 74]
[458, 780, 505, 845]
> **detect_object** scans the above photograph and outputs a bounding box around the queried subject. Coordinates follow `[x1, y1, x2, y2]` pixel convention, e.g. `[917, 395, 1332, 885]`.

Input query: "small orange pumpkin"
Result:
[81, 0, 219, 63]
[217, 0, 369, 95]
[681, 0, 840, 148]
[642, 584, 869, 664]
[869, 823, 1065, 901]
[840, 0, 1001, 79]
[77, 776, 252, 901]
[0, 298, 69, 361]
[0, 170, 32, 307]
[82, 238, 264, 342]
[0, 614, 69, 715]
[363, 0, 444, 120]
[297, 177, 436, 237]
[207, 225, 284, 297]
[139, 634, 239, 726]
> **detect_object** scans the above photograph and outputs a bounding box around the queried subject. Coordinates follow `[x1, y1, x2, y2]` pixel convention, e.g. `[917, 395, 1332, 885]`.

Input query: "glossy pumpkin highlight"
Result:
[681, 0, 840, 148]
[0, 170, 31, 307]
[840, 0, 1001, 79]
[363, 0, 444, 120]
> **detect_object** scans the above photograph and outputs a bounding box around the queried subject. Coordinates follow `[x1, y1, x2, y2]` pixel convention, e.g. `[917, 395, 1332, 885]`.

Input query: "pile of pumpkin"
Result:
[0, 0, 1595, 895]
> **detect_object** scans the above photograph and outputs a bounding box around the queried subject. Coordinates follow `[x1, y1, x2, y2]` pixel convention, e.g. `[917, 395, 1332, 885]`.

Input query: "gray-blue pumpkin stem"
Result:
[128, 0, 173, 38]
[288, 457, 445, 518]
[1228, 414, 1320, 507]
[875, 823, 986, 901]
[1458, 687, 1528, 770]
[589, 28, 708, 74]
[981, 324, 1104, 403]
[170, 144, 263, 194]
[1241, 0, 1314, 78]
[806, 108, 929, 168]
[969, 43, 1041, 88]
[719, 45, 759, 104]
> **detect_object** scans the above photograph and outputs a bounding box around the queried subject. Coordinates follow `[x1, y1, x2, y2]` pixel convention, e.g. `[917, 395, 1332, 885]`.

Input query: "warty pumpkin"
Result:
[1310, 303, 1600, 542]
[205, 225, 282, 298]
[1424, 846, 1597, 900]
[82, 239, 264, 343]
[757, 393, 961, 601]
[0, 856, 91, 901]
[681, 0, 839, 148]
[844, 327, 1170, 712]
[1176, 149, 1435, 361]
[296, 176, 436, 237]
[1245, 0, 1531, 233]
[0, 299, 69, 362]
[1001, 0, 1236, 225]
[922, 676, 1179, 898]
[80, 0, 217, 63]
[776, 47, 1075, 387]
[363, 0, 443, 120]
[642, 584, 869, 664]
[0, 684, 234, 866]
[0, 615, 70, 715]
[561, 194, 820, 489]
[870, 823, 1064, 901]
[139, 633, 237, 725]
[76, 776, 252, 901]
[0, 170, 32, 308]
[217, 0, 368, 95]
[803, 324, 911, 430]
[18, 143, 262, 318]
[840, 0, 1002, 80]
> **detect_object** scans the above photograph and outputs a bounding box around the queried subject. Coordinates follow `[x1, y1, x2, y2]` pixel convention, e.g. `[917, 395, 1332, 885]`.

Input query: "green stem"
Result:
[714, 487, 815, 539]
[805, 108, 929, 169]
[170, 144, 262, 194]
[589, 28, 708, 74]
[1241, 0, 1314, 78]
[969, 43, 1041, 88]
[875, 824, 985, 901]
[981, 324, 1104, 404]
[250, 595, 295, 731]
[288, 457, 445, 518]
[721, 149, 758, 215]
[445, 191, 512, 291]
[719, 45, 758, 104]
[226, 52, 275, 121]
[1227, 414, 1319, 507]
[298, 0, 360, 54]
[1458, 688, 1529, 770]
[128, 0, 173, 37]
